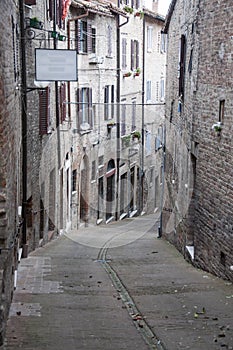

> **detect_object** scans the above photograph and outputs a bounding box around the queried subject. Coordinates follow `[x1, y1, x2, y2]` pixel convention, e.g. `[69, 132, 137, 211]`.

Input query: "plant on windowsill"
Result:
[133, 67, 141, 77]
[124, 5, 134, 14]
[121, 134, 131, 147]
[107, 120, 116, 128]
[134, 10, 144, 19]
[123, 71, 132, 78]
[29, 17, 43, 29]
[212, 121, 222, 136]
[132, 130, 141, 140]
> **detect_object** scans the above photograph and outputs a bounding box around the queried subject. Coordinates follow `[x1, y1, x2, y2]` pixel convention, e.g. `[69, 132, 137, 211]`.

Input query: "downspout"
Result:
[115, 9, 129, 221]
[140, 14, 146, 214]
[67, 11, 89, 121]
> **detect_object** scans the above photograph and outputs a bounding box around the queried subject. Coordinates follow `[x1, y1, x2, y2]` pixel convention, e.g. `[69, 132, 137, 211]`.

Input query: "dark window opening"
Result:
[220, 251, 226, 266]
[219, 100, 225, 123]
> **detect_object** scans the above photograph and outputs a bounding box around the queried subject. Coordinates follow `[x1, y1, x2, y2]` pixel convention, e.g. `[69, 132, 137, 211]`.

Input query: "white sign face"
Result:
[35, 49, 77, 81]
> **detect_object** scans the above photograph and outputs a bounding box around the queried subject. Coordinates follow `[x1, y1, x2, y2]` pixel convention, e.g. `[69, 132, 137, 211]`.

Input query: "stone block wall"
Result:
[0, 1, 22, 343]
[164, 0, 233, 281]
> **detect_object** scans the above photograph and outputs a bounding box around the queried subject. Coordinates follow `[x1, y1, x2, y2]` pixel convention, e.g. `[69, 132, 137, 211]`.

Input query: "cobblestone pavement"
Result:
[2, 214, 233, 350]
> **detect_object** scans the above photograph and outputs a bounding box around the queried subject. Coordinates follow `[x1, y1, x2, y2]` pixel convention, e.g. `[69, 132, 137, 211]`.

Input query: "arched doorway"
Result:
[106, 159, 115, 221]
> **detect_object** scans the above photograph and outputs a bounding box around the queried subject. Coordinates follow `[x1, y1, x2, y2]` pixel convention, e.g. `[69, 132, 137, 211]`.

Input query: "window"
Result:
[75, 20, 95, 54]
[146, 131, 152, 156]
[121, 102, 126, 136]
[107, 25, 113, 57]
[59, 83, 66, 123]
[91, 161, 96, 181]
[161, 32, 167, 53]
[157, 31, 161, 53]
[147, 26, 153, 52]
[178, 34, 186, 98]
[72, 169, 77, 192]
[131, 40, 139, 70]
[104, 85, 114, 120]
[160, 78, 165, 101]
[122, 38, 127, 69]
[39, 87, 50, 135]
[131, 100, 136, 131]
[77, 87, 93, 128]
[92, 27, 96, 53]
[188, 49, 193, 74]
[219, 100, 225, 123]
[146, 80, 152, 102]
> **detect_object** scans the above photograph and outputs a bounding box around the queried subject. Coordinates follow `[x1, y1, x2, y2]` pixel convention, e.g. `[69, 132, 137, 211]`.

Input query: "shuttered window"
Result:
[146, 80, 152, 102]
[77, 87, 93, 128]
[122, 38, 127, 69]
[39, 87, 50, 135]
[59, 83, 66, 123]
[107, 25, 113, 57]
[104, 85, 114, 120]
[131, 40, 139, 70]
[147, 26, 153, 52]
[179, 34, 186, 99]
[121, 102, 126, 136]
[75, 20, 94, 54]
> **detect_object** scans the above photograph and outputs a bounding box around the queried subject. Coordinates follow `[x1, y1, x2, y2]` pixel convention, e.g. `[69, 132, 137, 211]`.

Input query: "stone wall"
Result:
[164, 0, 233, 281]
[0, 1, 21, 343]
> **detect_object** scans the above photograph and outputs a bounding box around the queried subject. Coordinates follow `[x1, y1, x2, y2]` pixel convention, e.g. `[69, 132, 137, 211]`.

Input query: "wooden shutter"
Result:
[77, 88, 84, 126]
[60, 83, 66, 123]
[39, 88, 49, 135]
[111, 85, 114, 118]
[48, 0, 53, 20]
[136, 40, 139, 68]
[88, 88, 92, 127]
[131, 40, 134, 70]
[122, 38, 127, 69]
[75, 20, 81, 53]
[87, 22, 92, 53]
[104, 86, 108, 120]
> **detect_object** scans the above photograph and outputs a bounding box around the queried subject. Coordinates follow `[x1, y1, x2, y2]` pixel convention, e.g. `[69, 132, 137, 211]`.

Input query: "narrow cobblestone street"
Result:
[3, 214, 233, 350]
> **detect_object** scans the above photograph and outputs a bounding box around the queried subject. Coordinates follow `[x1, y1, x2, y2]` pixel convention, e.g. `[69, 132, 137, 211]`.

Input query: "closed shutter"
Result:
[122, 38, 127, 69]
[88, 88, 92, 127]
[60, 83, 66, 123]
[75, 20, 81, 53]
[39, 88, 49, 135]
[49, 0, 53, 20]
[136, 40, 139, 68]
[131, 40, 134, 70]
[111, 85, 114, 118]
[87, 22, 92, 53]
[104, 86, 109, 120]
[77, 88, 82, 126]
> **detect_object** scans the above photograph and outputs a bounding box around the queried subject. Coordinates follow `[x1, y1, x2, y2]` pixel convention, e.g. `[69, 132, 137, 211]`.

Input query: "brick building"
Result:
[163, 0, 233, 281]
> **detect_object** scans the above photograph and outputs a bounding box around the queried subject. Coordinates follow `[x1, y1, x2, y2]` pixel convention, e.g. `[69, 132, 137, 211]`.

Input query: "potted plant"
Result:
[212, 122, 223, 136]
[123, 71, 132, 78]
[132, 130, 141, 140]
[122, 134, 131, 147]
[134, 10, 144, 19]
[29, 17, 43, 30]
[124, 5, 134, 14]
[134, 67, 141, 77]
[107, 120, 116, 128]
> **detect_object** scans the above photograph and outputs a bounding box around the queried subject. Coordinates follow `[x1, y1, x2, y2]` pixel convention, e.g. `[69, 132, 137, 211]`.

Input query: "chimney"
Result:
[152, 0, 158, 13]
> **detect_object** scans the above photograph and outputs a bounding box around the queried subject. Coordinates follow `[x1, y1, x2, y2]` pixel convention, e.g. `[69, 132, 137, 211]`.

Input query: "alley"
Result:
[3, 214, 233, 350]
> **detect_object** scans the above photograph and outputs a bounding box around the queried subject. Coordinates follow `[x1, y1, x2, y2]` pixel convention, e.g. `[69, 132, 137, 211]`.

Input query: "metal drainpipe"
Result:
[140, 14, 146, 214]
[19, 0, 28, 257]
[115, 9, 129, 221]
